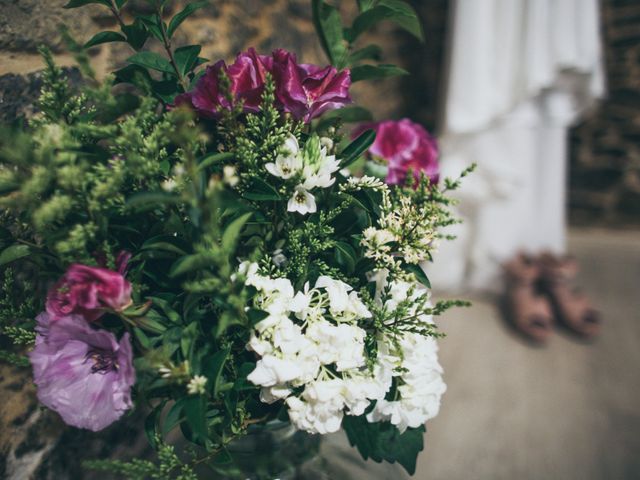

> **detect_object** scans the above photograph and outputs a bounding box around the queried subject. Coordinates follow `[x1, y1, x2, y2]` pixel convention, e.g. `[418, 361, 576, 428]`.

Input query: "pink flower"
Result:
[175, 48, 351, 123]
[271, 49, 352, 122]
[29, 312, 135, 431]
[359, 119, 439, 187]
[174, 60, 229, 119]
[46, 264, 132, 322]
[227, 48, 273, 113]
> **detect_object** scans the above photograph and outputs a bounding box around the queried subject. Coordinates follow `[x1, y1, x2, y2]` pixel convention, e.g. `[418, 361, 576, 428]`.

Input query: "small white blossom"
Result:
[266, 134, 303, 179]
[287, 187, 317, 215]
[187, 375, 208, 395]
[223, 165, 239, 186]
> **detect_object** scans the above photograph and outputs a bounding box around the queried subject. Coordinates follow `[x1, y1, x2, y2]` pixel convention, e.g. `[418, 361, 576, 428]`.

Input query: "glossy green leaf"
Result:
[347, 1, 424, 43]
[350, 64, 409, 83]
[167, 1, 209, 38]
[121, 20, 149, 50]
[138, 14, 164, 42]
[335, 241, 357, 274]
[340, 129, 375, 167]
[349, 44, 383, 63]
[127, 51, 175, 75]
[174, 44, 201, 76]
[0, 244, 31, 266]
[403, 263, 431, 288]
[83, 31, 126, 49]
[343, 416, 425, 475]
[312, 0, 348, 68]
[183, 395, 208, 441]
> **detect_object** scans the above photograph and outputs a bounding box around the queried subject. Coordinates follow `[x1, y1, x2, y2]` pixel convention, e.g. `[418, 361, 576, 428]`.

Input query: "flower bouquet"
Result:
[0, 1, 472, 478]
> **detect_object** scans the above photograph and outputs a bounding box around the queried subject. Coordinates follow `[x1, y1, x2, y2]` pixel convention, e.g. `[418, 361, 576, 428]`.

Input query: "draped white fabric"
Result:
[427, 0, 605, 292]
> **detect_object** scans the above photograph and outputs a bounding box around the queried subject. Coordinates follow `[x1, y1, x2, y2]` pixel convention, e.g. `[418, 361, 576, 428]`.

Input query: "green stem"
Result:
[158, 6, 189, 92]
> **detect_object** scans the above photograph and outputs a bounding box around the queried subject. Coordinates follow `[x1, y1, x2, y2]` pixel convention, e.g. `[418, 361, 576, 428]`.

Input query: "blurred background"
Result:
[0, 0, 638, 479]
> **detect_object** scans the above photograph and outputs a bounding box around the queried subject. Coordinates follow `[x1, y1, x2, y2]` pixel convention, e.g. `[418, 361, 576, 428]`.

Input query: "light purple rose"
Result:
[358, 119, 439, 187]
[175, 48, 351, 123]
[271, 49, 352, 122]
[46, 263, 132, 322]
[29, 312, 135, 431]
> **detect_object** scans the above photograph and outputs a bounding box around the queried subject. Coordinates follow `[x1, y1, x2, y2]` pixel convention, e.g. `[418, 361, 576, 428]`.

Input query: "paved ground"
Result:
[413, 228, 640, 480]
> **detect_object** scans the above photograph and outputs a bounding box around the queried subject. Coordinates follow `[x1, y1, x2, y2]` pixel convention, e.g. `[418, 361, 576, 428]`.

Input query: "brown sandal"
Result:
[538, 253, 601, 339]
[503, 253, 554, 344]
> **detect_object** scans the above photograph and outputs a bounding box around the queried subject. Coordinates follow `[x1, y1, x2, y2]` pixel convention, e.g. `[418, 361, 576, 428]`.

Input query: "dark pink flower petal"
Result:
[46, 264, 132, 322]
[357, 118, 439, 187]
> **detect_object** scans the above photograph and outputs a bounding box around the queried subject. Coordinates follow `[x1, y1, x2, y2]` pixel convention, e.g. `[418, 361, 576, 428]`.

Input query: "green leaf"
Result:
[347, 1, 424, 43]
[169, 253, 215, 278]
[204, 348, 230, 397]
[183, 395, 208, 441]
[134, 315, 168, 334]
[243, 178, 281, 201]
[127, 51, 175, 75]
[83, 31, 126, 49]
[317, 106, 373, 127]
[335, 241, 356, 274]
[312, 0, 348, 68]
[162, 398, 186, 436]
[125, 191, 181, 211]
[196, 152, 234, 172]
[350, 64, 409, 83]
[403, 263, 431, 288]
[358, 0, 376, 11]
[167, 1, 209, 38]
[0, 245, 31, 266]
[141, 241, 187, 257]
[121, 20, 149, 50]
[343, 416, 425, 475]
[144, 402, 166, 450]
[349, 44, 383, 64]
[340, 129, 376, 167]
[63, 0, 110, 8]
[222, 212, 253, 252]
[174, 45, 201, 76]
[137, 14, 164, 42]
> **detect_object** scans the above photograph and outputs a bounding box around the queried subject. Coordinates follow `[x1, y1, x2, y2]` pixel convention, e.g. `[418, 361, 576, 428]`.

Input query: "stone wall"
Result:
[569, 0, 640, 226]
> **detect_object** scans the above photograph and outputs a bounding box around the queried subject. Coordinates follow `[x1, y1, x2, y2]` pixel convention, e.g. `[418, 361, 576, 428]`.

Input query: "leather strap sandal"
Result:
[538, 253, 601, 339]
[503, 253, 554, 344]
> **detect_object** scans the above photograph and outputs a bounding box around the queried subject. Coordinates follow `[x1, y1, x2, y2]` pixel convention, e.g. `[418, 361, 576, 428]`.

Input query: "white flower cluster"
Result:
[369, 277, 446, 432]
[265, 134, 341, 215]
[240, 263, 446, 436]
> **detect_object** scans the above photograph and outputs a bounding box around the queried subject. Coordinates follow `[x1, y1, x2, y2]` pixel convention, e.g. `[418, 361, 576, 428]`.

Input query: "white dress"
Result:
[427, 0, 605, 293]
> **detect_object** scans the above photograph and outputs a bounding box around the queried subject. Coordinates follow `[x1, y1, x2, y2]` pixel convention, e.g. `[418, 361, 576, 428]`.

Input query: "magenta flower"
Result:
[46, 264, 132, 322]
[175, 48, 351, 122]
[227, 48, 273, 113]
[174, 60, 229, 119]
[271, 49, 352, 122]
[29, 312, 135, 431]
[359, 119, 439, 187]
